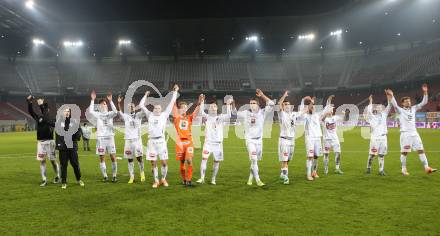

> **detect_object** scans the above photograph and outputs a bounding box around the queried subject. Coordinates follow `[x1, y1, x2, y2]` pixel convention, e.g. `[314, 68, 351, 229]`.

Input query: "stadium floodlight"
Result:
[63, 40, 84, 48]
[396, 33, 401, 36]
[32, 38, 45, 46]
[25, 1, 34, 9]
[330, 30, 343, 36]
[118, 39, 132, 46]
[298, 33, 315, 40]
[245, 35, 258, 42]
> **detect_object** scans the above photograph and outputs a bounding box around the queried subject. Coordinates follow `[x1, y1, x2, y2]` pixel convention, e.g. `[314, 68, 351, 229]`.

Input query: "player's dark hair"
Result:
[98, 99, 106, 104]
[250, 98, 260, 105]
[209, 99, 217, 105]
[401, 97, 411, 103]
[178, 101, 188, 108]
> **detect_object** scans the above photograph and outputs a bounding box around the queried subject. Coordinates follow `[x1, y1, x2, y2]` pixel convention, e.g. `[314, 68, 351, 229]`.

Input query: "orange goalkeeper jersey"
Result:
[173, 113, 194, 140]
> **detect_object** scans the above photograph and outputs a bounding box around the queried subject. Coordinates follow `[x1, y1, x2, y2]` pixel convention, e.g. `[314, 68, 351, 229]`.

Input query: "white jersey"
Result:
[81, 126, 92, 139]
[366, 103, 391, 138]
[119, 111, 143, 140]
[200, 104, 232, 143]
[391, 95, 427, 134]
[237, 100, 275, 140]
[303, 105, 331, 139]
[323, 115, 342, 141]
[140, 91, 177, 138]
[89, 100, 117, 137]
[278, 111, 301, 138]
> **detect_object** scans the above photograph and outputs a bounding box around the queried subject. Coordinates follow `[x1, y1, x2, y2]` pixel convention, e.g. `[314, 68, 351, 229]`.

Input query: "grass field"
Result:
[0, 126, 439, 235]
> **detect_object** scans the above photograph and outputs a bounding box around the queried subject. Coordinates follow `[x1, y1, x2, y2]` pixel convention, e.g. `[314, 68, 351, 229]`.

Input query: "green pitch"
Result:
[0, 127, 439, 235]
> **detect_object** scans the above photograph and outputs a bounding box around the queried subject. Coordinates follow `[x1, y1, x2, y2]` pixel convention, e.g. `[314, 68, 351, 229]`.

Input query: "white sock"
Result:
[200, 159, 208, 179]
[378, 155, 385, 172]
[100, 162, 108, 178]
[128, 161, 134, 177]
[40, 161, 47, 181]
[212, 162, 220, 181]
[111, 161, 117, 177]
[306, 159, 313, 176]
[323, 154, 329, 172]
[138, 160, 144, 173]
[335, 152, 341, 170]
[251, 159, 260, 181]
[153, 166, 159, 182]
[161, 165, 168, 180]
[418, 153, 429, 169]
[400, 155, 407, 172]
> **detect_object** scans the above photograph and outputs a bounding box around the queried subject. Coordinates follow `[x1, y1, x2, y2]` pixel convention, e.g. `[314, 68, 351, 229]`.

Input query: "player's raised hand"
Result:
[328, 95, 335, 100]
[198, 94, 205, 103]
[91, 90, 96, 100]
[173, 84, 179, 92]
[106, 92, 112, 101]
[145, 90, 150, 97]
[283, 90, 289, 97]
[422, 83, 428, 93]
[37, 98, 44, 106]
[117, 95, 123, 103]
[384, 89, 393, 97]
[368, 95, 373, 103]
[27, 95, 33, 102]
[256, 89, 264, 97]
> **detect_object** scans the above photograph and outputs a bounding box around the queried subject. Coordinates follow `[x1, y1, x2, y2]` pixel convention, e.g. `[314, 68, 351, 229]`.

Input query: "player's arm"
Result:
[116, 95, 127, 120]
[107, 92, 118, 118]
[89, 90, 98, 118]
[164, 84, 179, 116]
[298, 96, 310, 116]
[192, 94, 205, 119]
[221, 97, 234, 119]
[26, 95, 38, 120]
[384, 94, 392, 115]
[278, 91, 288, 111]
[414, 84, 429, 111]
[366, 95, 374, 117]
[139, 90, 151, 118]
[326, 95, 335, 107]
[385, 88, 404, 114]
[256, 89, 275, 116]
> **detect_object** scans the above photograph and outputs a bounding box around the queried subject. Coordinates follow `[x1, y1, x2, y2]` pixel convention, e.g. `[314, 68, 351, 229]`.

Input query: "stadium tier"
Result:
[1, 39, 440, 95]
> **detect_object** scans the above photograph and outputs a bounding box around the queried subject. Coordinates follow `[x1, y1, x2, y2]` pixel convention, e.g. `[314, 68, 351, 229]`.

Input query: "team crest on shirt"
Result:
[179, 120, 189, 130]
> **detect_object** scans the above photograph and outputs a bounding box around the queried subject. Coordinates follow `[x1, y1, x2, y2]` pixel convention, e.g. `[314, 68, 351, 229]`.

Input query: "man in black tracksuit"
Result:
[55, 108, 84, 189]
[27, 95, 60, 186]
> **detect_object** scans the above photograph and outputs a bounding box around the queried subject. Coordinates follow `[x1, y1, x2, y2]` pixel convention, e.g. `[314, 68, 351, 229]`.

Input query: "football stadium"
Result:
[0, 0, 440, 235]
